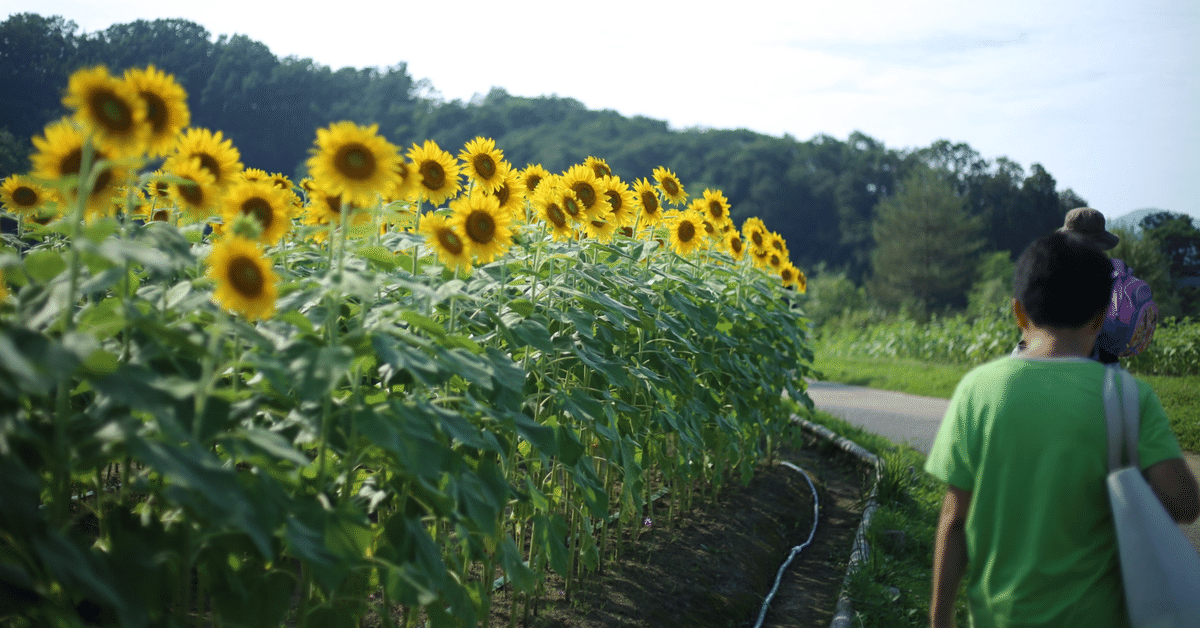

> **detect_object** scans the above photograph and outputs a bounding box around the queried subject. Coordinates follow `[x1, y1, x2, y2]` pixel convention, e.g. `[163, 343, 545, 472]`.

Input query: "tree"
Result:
[868, 167, 985, 316]
[1108, 227, 1180, 318]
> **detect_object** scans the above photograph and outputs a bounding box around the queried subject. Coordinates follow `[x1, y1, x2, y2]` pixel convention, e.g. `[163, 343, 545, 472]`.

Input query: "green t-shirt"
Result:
[924, 356, 1183, 628]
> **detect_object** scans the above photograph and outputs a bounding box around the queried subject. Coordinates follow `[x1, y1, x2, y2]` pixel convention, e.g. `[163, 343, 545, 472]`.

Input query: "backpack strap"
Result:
[1104, 364, 1141, 471]
[1119, 367, 1140, 469]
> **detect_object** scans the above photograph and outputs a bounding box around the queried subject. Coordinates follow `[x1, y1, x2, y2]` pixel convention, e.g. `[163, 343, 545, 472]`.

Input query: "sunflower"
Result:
[726, 231, 746, 261]
[700, 188, 732, 227]
[166, 157, 220, 223]
[221, 179, 292, 244]
[459, 136, 508, 193]
[652, 166, 687, 206]
[62, 65, 149, 158]
[601, 175, 636, 228]
[241, 168, 269, 183]
[780, 263, 805, 291]
[302, 182, 371, 232]
[665, 210, 704, 257]
[450, 192, 512, 264]
[386, 158, 420, 203]
[532, 185, 575, 241]
[30, 118, 126, 220]
[767, 231, 790, 259]
[122, 65, 190, 157]
[206, 236, 278, 321]
[766, 250, 785, 272]
[742, 217, 768, 253]
[583, 156, 613, 179]
[561, 164, 609, 220]
[750, 246, 772, 269]
[307, 121, 401, 206]
[407, 140, 462, 206]
[631, 177, 664, 227]
[167, 128, 243, 192]
[1, 175, 52, 216]
[583, 216, 617, 243]
[418, 211, 472, 272]
[477, 164, 526, 221]
[520, 164, 552, 196]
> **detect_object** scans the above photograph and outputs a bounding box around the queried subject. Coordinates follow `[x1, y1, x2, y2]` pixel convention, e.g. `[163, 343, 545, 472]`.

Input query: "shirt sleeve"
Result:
[925, 369, 979, 491]
[1135, 378, 1184, 470]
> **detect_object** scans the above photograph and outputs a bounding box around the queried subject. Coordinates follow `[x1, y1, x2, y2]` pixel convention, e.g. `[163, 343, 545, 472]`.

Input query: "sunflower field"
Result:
[0, 65, 814, 628]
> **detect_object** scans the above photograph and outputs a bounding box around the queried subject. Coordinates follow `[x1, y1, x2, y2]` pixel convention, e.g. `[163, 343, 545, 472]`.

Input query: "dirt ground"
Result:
[487, 432, 870, 628]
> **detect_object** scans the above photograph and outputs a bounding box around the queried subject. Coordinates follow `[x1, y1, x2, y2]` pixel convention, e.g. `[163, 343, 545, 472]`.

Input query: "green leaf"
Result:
[358, 244, 399, 271]
[402, 310, 447, 338]
[23, 249, 66, 282]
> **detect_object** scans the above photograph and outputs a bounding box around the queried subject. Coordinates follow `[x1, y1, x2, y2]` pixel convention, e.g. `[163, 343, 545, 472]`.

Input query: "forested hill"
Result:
[1, 12, 1085, 282]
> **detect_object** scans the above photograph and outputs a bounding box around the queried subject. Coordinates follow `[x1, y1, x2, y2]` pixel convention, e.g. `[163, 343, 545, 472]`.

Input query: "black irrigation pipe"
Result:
[790, 415, 883, 628]
[751, 460, 820, 628]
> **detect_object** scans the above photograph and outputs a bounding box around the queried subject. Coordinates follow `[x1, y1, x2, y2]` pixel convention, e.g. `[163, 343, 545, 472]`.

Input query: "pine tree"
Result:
[869, 167, 985, 316]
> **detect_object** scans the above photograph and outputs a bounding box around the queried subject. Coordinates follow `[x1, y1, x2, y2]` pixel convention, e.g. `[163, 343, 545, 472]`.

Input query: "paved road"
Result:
[804, 380, 1200, 552]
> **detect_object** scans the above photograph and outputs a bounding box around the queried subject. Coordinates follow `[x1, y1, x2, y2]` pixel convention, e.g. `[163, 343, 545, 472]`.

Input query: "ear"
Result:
[1012, 298, 1029, 330]
[1087, 307, 1106, 333]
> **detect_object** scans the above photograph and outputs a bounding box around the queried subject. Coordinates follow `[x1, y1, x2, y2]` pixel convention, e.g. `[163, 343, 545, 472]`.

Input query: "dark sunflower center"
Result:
[593, 164, 611, 178]
[709, 202, 724, 219]
[13, 186, 38, 207]
[769, 254, 781, 267]
[564, 197, 581, 217]
[61, 148, 83, 177]
[92, 167, 113, 195]
[703, 221, 715, 235]
[229, 255, 264, 298]
[152, 180, 170, 197]
[420, 161, 445, 190]
[92, 89, 133, 133]
[662, 178, 680, 196]
[196, 153, 223, 182]
[546, 204, 566, 227]
[242, 197, 273, 229]
[141, 92, 167, 133]
[677, 221, 695, 243]
[473, 155, 495, 178]
[620, 226, 633, 238]
[751, 232, 763, 247]
[731, 237, 744, 254]
[324, 194, 343, 215]
[782, 268, 793, 281]
[572, 182, 596, 208]
[465, 209, 495, 244]
[152, 209, 170, 222]
[605, 190, 622, 214]
[591, 220, 605, 229]
[641, 191, 659, 214]
[178, 179, 203, 205]
[438, 228, 464, 255]
[526, 174, 543, 192]
[772, 240, 784, 251]
[336, 144, 376, 180]
[495, 184, 510, 206]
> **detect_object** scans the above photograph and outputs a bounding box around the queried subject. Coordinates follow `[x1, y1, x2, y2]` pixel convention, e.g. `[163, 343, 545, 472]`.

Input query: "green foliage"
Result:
[868, 167, 985, 316]
[966, 250, 1014, 319]
[803, 264, 870, 328]
[0, 153, 815, 626]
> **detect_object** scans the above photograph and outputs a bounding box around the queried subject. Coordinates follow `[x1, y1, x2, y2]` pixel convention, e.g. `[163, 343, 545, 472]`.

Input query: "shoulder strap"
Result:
[1104, 364, 1141, 471]
[1105, 365, 1123, 471]
[1119, 367, 1140, 469]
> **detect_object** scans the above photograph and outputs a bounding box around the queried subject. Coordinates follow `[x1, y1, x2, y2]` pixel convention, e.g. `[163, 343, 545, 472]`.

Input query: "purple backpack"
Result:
[1095, 258, 1158, 358]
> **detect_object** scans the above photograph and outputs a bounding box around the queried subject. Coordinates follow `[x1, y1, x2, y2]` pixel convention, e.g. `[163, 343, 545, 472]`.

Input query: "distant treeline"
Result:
[2, 12, 1086, 282]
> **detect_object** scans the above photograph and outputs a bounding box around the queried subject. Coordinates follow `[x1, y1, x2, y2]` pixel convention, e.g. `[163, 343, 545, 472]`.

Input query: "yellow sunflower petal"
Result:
[307, 121, 401, 206]
[206, 236, 278, 320]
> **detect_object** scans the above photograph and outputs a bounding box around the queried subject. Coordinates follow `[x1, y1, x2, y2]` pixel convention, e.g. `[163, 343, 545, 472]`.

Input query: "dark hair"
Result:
[1014, 231, 1114, 328]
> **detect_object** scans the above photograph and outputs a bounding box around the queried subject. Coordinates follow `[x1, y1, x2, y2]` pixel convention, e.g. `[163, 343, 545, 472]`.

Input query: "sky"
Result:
[8, 0, 1200, 222]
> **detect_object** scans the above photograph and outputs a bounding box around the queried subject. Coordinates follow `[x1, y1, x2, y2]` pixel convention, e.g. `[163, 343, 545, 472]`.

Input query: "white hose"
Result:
[752, 460, 820, 628]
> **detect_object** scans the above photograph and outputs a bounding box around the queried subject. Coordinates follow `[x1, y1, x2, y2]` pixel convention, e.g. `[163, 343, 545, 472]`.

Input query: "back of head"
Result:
[1014, 232, 1114, 328]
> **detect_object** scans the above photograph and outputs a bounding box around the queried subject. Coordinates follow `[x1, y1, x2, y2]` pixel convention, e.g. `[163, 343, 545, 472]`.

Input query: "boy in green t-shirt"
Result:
[926, 232, 1199, 628]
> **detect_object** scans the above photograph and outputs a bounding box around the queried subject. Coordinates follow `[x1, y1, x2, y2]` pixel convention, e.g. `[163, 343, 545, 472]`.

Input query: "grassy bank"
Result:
[798, 408, 970, 628]
[813, 352, 1200, 453]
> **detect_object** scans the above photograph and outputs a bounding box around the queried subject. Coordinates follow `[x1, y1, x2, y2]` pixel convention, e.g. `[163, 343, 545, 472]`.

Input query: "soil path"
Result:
[489, 439, 868, 628]
[804, 380, 1200, 552]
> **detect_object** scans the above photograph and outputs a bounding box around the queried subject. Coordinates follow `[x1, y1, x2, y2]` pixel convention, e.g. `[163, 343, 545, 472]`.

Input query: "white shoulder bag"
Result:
[1104, 364, 1200, 628]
